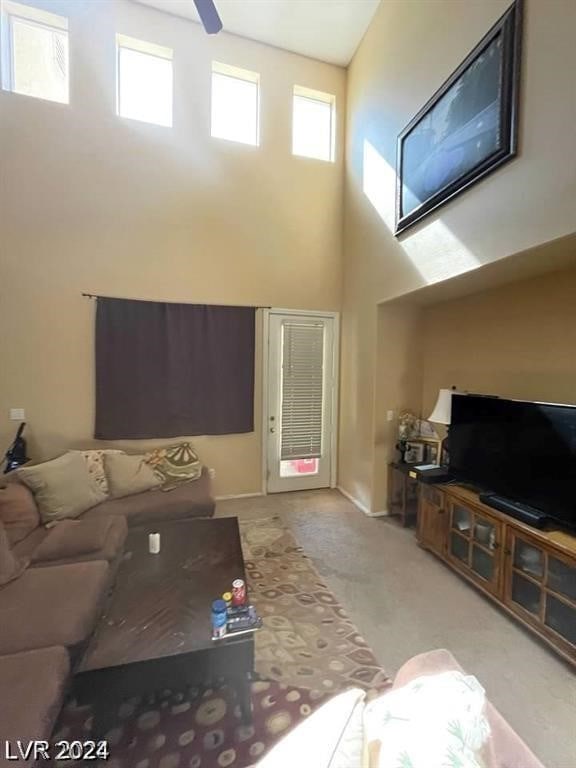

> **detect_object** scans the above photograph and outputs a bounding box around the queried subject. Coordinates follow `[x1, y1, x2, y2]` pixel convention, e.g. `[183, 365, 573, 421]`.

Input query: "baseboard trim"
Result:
[214, 491, 265, 501]
[366, 508, 389, 517]
[336, 486, 389, 517]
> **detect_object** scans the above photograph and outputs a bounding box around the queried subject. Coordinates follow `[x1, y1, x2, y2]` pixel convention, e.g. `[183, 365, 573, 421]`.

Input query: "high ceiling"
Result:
[133, 0, 380, 66]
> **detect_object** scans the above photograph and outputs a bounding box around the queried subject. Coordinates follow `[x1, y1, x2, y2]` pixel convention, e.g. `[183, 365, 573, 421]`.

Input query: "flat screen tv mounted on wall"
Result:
[449, 394, 576, 532]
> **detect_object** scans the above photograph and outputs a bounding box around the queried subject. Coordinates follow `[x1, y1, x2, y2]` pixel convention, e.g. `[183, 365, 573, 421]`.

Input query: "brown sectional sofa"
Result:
[0, 647, 70, 759]
[84, 466, 215, 525]
[0, 561, 110, 657]
[14, 516, 128, 568]
[0, 466, 215, 766]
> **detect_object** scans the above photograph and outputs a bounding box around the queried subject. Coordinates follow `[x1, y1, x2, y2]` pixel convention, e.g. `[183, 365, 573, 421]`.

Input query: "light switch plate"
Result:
[386, 410, 395, 422]
[10, 408, 25, 421]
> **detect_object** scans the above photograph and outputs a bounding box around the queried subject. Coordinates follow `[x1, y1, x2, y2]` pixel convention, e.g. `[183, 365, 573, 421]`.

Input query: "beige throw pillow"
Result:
[104, 453, 161, 499]
[16, 453, 106, 525]
[0, 521, 28, 586]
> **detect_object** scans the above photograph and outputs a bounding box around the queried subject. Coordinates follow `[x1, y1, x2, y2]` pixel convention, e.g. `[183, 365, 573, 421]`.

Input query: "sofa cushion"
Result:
[0, 521, 28, 586]
[0, 480, 40, 545]
[17, 453, 106, 524]
[104, 452, 161, 499]
[7, 525, 48, 560]
[0, 560, 109, 655]
[29, 516, 125, 564]
[0, 646, 70, 766]
[145, 441, 202, 490]
[13, 518, 127, 571]
[25, 516, 128, 568]
[84, 466, 215, 526]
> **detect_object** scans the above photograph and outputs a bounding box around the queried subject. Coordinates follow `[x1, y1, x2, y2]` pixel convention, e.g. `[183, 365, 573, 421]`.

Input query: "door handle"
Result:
[270, 427, 276, 433]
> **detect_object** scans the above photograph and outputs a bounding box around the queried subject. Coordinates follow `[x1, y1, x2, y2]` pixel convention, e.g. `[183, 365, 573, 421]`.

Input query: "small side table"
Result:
[387, 462, 420, 527]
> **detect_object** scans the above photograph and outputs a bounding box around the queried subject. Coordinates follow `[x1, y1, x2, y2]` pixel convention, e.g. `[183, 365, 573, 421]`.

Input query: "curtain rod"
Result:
[82, 292, 270, 309]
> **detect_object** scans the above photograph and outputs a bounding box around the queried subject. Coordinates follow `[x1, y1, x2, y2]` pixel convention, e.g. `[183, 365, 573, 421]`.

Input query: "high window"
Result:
[0, 0, 69, 103]
[292, 86, 335, 162]
[211, 62, 260, 146]
[116, 34, 173, 127]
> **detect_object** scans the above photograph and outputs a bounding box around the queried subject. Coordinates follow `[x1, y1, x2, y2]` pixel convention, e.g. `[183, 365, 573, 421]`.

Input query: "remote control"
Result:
[227, 614, 262, 633]
[227, 605, 262, 633]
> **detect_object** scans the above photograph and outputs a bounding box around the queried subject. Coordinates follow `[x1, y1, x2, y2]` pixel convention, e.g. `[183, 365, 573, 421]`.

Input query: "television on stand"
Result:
[449, 394, 576, 532]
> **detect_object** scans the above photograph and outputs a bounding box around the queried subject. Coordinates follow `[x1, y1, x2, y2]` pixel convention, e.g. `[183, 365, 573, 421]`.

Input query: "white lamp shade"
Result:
[428, 388, 456, 425]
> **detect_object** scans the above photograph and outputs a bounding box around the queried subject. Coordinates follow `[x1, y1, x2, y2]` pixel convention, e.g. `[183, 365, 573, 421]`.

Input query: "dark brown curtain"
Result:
[95, 298, 256, 439]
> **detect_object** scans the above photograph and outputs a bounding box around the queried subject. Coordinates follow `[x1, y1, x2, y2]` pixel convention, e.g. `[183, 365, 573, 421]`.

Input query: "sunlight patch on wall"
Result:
[362, 140, 480, 285]
[363, 140, 396, 230]
[403, 220, 481, 285]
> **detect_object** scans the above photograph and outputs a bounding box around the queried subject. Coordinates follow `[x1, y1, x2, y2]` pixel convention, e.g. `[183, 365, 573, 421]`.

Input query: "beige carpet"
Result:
[240, 515, 390, 696]
[217, 490, 576, 768]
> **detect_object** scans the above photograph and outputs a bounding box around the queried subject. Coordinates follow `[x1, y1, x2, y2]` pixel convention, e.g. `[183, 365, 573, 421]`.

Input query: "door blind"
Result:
[280, 322, 324, 460]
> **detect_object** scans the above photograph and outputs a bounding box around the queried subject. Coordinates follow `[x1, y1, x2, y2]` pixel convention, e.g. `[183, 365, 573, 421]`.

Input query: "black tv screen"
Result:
[449, 394, 576, 529]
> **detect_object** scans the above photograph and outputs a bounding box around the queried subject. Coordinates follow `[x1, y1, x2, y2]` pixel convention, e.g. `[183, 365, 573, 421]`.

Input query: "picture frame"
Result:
[395, 0, 523, 235]
[405, 438, 442, 465]
[414, 419, 439, 439]
[405, 441, 425, 464]
[422, 439, 442, 465]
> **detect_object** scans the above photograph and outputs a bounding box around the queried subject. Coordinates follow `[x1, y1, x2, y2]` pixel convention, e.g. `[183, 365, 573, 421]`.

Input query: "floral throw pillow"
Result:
[145, 442, 202, 491]
[75, 450, 123, 496]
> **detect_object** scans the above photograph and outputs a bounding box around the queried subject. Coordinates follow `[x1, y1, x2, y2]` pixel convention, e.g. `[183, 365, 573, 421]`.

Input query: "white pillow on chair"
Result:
[363, 671, 490, 768]
[257, 688, 366, 768]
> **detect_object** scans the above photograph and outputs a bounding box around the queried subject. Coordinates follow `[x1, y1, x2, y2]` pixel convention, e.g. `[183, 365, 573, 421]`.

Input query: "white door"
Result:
[266, 311, 337, 493]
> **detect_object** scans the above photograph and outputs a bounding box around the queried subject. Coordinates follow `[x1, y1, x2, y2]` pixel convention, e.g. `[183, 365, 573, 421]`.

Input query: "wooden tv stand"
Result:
[417, 483, 576, 666]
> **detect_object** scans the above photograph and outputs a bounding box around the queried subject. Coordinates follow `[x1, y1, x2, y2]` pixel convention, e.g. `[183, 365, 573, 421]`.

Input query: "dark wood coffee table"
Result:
[74, 517, 254, 735]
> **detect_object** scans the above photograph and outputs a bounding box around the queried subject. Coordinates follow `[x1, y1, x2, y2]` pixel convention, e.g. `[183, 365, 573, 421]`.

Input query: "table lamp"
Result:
[428, 387, 460, 466]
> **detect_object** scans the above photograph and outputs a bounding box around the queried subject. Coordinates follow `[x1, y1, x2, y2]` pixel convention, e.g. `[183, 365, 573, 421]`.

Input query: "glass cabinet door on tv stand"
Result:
[446, 500, 504, 596]
[504, 529, 576, 658]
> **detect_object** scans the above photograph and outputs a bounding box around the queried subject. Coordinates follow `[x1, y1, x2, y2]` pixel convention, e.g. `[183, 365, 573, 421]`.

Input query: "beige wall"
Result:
[372, 302, 423, 513]
[340, 0, 576, 510]
[0, 0, 346, 495]
[421, 265, 576, 417]
[368, 263, 576, 512]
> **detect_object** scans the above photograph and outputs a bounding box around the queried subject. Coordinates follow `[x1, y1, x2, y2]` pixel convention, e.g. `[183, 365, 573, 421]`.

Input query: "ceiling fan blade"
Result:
[192, 0, 223, 34]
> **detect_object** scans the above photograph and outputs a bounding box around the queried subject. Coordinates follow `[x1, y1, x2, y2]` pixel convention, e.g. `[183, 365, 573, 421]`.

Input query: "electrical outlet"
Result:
[10, 408, 25, 421]
[208, 468, 216, 479]
[386, 410, 395, 422]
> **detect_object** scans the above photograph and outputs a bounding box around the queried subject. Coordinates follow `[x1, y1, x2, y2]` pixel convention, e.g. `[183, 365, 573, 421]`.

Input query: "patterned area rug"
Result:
[56, 681, 322, 768]
[55, 515, 389, 767]
[242, 515, 389, 695]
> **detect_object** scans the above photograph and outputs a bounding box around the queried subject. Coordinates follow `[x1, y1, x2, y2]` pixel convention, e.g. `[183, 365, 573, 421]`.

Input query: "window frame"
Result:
[292, 85, 336, 163]
[0, 0, 69, 103]
[116, 33, 174, 127]
[210, 61, 261, 147]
